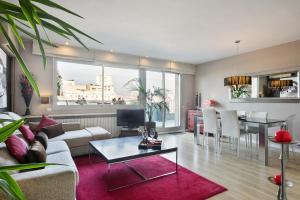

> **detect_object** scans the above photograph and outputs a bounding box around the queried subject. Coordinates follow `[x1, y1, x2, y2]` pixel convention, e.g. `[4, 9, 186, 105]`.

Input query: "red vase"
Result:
[274, 174, 281, 185]
[274, 130, 292, 142]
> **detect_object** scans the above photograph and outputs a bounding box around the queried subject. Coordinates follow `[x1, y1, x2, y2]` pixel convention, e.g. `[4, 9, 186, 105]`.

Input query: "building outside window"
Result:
[56, 61, 139, 105]
[55, 60, 181, 128]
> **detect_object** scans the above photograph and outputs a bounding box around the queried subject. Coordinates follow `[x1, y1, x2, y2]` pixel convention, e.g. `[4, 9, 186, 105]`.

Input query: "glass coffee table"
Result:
[89, 136, 178, 191]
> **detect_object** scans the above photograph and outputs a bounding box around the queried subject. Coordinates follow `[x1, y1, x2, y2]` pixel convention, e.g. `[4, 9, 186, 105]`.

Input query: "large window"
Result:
[56, 61, 139, 105]
[165, 73, 180, 127]
[146, 71, 180, 128]
[103, 67, 139, 105]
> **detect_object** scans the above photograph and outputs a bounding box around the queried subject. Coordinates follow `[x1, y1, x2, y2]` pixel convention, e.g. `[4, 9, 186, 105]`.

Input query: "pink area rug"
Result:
[75, 155, 227, 200]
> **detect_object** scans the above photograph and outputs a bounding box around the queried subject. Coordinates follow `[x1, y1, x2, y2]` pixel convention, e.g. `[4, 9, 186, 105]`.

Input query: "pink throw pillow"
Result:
[36, 115, 58, 133]
[5, 135, 28, 163]
[19, 125, 35, 143]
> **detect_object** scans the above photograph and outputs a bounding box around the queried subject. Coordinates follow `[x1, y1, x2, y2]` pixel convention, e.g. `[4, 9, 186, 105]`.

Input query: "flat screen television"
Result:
[117, 109, 145, 128]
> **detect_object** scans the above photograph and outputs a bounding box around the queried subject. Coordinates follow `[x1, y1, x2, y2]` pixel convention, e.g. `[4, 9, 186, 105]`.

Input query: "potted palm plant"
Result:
[125, 79, 169, 132]
[0, 1, 101, 199]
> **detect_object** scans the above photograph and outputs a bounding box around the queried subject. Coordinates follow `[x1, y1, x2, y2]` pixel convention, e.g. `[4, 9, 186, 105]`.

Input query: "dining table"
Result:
[194, 114, 286, 166]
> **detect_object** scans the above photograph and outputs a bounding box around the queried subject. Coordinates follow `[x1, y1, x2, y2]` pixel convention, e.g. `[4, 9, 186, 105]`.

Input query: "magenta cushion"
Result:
[36, 115, 58, 133]
[5, 135, 28, 163]
[19, 125, 35, 143]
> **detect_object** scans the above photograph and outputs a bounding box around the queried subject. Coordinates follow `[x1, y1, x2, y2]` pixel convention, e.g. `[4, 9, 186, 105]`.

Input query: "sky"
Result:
[57, 61, 138, 95]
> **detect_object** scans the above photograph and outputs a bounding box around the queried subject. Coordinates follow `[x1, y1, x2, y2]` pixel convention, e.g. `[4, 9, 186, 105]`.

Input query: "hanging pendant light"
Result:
[269, 80, 293, 89]
[224, 40, 252, 86]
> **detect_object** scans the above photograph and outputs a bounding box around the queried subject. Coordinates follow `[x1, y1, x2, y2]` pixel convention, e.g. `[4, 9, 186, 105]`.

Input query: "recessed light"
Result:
[145, 56, 149, 58]
[65, 42, 69, 45]
[110, 49, 114, 52]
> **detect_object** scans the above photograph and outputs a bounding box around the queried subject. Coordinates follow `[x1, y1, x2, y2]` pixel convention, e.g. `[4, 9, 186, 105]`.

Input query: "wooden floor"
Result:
[159, 132, 300, 200]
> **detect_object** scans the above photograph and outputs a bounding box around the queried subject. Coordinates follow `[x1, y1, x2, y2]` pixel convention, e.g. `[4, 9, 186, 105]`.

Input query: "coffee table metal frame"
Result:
[89, 141, 178, 191]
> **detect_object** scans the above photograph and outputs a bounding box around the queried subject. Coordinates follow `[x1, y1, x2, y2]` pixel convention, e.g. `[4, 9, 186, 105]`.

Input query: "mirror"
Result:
[227, 70, 300, 103]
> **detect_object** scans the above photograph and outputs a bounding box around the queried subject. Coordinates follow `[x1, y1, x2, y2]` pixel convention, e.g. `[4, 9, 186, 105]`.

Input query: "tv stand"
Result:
[119, 127, 139, 137]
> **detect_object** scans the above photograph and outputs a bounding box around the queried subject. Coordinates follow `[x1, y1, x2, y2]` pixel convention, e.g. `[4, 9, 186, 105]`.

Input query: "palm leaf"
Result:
[0, 172, 24, 200]
[0, 163, 62, 172]
[0, 23, 40, 96]
[31, 0, 83, 18]
[0, 16, 57, 47]
[6, 15, 25, 49]
[35, 8, 102, 44]
[0, 118, 24, 142]
[0, 0, 22, 13]
[19, 0, 46, 67]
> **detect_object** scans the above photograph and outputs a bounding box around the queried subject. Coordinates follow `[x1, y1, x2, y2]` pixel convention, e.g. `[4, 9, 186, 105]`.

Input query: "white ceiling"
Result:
[33, 0, 300, 64]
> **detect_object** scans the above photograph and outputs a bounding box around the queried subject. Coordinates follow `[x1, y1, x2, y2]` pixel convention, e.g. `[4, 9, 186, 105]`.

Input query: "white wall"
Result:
[13, 41, 195, 130]
[195, 40, 300, 140]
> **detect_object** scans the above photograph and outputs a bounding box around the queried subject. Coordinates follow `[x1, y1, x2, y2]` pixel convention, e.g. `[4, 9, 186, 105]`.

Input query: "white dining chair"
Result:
[246, 111, 268, 152]
[202, 108, 220, 152]
[220, 110, 247, 157]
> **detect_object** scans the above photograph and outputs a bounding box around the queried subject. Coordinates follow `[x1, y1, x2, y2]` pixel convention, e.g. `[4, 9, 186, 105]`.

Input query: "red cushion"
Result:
[19, 125, 35, 143]
[36, 115, 58, 133]
[5, 135, 28, 163]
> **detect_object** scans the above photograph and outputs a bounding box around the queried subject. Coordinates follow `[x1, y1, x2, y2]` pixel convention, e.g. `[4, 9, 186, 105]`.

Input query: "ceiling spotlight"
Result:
[65, 42, 69, 45]
[145, 56, 149, 58]
[110, 49, 114, 52]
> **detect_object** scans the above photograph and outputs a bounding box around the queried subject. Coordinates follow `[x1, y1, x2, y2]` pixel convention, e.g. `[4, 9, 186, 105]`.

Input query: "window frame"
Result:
[145, 70, 181, 128]
[52, 58, 141, 110]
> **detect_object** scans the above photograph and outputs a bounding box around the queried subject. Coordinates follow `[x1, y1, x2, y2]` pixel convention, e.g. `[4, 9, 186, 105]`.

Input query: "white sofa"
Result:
[0, 112, 112, 200]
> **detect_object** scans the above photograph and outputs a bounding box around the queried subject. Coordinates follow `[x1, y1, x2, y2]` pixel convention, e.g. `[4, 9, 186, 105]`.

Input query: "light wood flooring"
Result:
[160, 132, 300, 200]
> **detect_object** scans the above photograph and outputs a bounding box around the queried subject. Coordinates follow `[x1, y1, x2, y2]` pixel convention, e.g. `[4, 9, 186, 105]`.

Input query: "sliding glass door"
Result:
[146, 71, 180, 128]
[165, 73, 180, 127]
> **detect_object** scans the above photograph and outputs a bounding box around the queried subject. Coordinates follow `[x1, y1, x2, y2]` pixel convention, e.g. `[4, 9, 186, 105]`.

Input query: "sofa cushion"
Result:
[0, 145, 18, 166]
[36, 115, 58, 133]
[6, 112, 22, 120]
[19, 125, 35, 143]
[0, 113, 13, 128]
[46, 151, 79, 184]
[85, 127, 112, 140]
[5, 135, 28, 163]
[49, 129, 93, 148]
[35, 132, 48, 149]
[46, 141, 69, 155]
[42, 123, 65, 139]
[27, 141, 47, 163]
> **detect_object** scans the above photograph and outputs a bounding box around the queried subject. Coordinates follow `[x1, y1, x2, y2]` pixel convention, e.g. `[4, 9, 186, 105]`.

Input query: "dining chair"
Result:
[202, 108, 220, 152]
[246, 111, 268, 152]
[220, 110, 247, 157]
[237, 110, 249, 147]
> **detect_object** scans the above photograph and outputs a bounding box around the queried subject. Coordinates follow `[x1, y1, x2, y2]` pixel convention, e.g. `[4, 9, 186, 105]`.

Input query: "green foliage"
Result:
[231, 85, 250, 98]
[0, 117, 60, 200]
[0, 0, 102, 96]
[124, 78, 169, 122]
[1, 1, 101, 198]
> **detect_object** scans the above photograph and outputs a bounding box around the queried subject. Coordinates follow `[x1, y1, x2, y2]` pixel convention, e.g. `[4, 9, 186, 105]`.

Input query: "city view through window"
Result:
[56, 60, 180, 128]
[56, 61, 139, 105]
